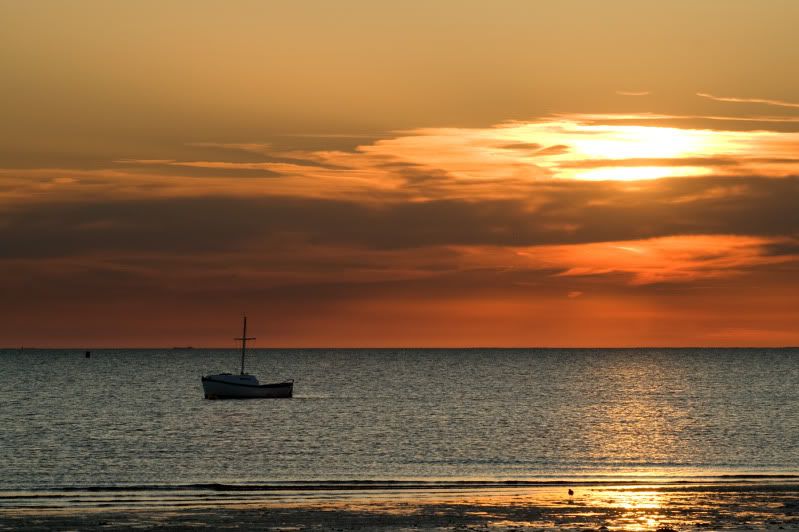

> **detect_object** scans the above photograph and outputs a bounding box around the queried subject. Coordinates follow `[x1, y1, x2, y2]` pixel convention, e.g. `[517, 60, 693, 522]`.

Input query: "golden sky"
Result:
[2, 1, 798, 346]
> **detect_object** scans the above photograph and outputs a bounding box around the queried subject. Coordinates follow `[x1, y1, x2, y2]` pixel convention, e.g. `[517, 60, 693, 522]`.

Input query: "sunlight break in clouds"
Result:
[365, 117, 799, 183]
[153, 115, 799, 198]
[259, 115, 799, 191]
[69, 114, 799, 210]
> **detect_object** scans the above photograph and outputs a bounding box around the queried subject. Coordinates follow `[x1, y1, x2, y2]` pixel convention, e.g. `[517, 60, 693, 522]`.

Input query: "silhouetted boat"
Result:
[201, 316, 293, 399]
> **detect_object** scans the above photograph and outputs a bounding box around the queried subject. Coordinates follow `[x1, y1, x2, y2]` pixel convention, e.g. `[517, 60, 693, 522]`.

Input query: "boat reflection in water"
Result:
[201, 316, 293, 399]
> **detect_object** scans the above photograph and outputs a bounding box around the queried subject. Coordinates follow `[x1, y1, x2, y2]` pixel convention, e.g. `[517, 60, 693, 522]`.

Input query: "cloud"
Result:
[535, 235, 798, 285]
[697, 92, 799, 109]
[616, 90, 650, 96]
[116, 159, 284, 178]
[3, 113, 799, 346]
[289, 116, 799, 184]
[10, 114, 799, 210]
[2, 175, 799, 263]
[559, 157, 742, 169]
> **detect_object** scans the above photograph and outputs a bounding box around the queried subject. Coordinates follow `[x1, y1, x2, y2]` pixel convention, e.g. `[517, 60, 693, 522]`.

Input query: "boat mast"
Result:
[236, 315, 256, 375]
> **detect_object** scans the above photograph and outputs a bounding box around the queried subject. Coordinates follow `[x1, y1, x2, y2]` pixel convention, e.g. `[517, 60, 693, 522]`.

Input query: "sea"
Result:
[2, 348, 798, 500]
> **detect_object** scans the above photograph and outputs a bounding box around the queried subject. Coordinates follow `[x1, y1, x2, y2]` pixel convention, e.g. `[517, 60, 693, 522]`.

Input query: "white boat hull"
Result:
[202, 375, 293, 399]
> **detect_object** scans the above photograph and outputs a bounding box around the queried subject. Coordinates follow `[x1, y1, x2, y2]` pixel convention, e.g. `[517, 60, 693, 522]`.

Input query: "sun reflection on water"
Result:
[598, 489, 669, 531]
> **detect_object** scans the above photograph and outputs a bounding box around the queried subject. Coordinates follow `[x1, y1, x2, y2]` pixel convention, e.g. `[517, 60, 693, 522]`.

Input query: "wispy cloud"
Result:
[697, 92, 799, 109]
[563, 111, 799, 124]
[616, 90, 650, 96]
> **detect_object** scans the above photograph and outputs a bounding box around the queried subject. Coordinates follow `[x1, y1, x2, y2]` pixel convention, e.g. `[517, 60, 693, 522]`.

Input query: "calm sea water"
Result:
[1, 348, 798, 490]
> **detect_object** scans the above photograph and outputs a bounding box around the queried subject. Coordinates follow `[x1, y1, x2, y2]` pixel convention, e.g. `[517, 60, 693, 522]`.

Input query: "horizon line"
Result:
[5, 345, 799, 350]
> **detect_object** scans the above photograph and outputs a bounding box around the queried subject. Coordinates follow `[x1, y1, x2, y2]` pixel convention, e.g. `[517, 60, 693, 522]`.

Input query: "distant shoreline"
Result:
[6, 474, 799, 493]
[5, 346, 799, 350]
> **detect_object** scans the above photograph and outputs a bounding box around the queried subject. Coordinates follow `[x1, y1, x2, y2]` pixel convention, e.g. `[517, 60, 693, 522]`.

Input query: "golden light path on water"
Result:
[250, 482, 798, 531]
[7, 481, 799, 530]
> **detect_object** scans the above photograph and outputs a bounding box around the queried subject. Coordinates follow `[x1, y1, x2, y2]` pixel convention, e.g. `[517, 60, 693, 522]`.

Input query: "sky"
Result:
[2, 0, 799, 347]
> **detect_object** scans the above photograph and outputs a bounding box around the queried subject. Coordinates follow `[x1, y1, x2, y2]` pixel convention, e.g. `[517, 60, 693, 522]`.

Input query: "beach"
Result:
[3, 482, 799, 530]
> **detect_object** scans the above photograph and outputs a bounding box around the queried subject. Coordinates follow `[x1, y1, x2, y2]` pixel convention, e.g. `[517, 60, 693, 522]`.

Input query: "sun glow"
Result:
[348, 116, 799, 187]
[553, 124, 715, 181]
[573, 165, 709, 181]
[510, 121, 723, 181]
[568, 125, 710, 159]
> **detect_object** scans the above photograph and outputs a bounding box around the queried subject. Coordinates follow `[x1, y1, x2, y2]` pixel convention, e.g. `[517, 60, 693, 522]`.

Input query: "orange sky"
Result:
[2, 1, 798, 347]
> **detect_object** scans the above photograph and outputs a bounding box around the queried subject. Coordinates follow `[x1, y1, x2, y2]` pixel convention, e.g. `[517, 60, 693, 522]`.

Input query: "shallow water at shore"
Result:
[3, 482, 799, 530]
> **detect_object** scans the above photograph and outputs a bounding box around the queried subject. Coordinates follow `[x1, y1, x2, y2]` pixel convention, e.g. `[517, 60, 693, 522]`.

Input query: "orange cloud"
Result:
[464, 234, 793, 289]
[5, 114, 799, 211]
[3, 114, 799, 347]
[550, 235, 795, 284]
[151, 116, 799, 197]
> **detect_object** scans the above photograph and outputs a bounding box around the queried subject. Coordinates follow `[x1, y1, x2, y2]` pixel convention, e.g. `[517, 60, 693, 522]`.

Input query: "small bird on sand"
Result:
[568, 489, 574, 496]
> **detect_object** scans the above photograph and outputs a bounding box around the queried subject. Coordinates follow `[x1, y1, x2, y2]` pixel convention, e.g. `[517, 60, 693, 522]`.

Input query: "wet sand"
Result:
[3, 483, 799, 530]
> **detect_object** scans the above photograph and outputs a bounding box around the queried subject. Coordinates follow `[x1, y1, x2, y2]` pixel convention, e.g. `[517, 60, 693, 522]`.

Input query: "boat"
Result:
[201, 316, 293, 399]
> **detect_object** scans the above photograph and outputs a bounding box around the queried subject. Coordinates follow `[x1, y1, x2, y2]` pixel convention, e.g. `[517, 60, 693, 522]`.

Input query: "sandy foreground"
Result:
[2, 484, 799, 531]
